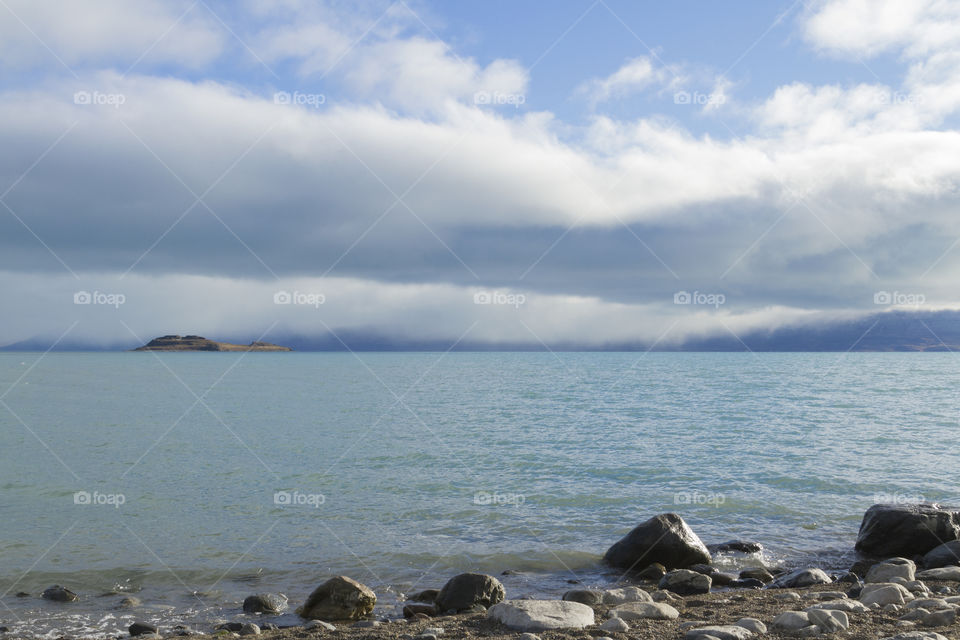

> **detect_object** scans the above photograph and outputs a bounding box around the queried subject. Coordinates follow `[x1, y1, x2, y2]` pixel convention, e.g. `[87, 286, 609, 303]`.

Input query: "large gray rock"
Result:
[243, 593, 288, 614]
[601, 586, 652, 605]
[772, 611, 810, 632]
[856, 504, 960, 557]
[861, 583, 914, 607]
[923, 541, 960, 569]
[435, 573, 505, 612]
[659, 569, 711, 595]
[603, 513, 711, 570]
[768, 568, 832, 589]
[868, 558, 917, 583]
[297, 576, 376, 620]
[486, 600, 594, 631]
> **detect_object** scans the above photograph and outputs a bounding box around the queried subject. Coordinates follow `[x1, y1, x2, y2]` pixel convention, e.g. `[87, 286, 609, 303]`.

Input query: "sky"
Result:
[1, 0, 959, 349]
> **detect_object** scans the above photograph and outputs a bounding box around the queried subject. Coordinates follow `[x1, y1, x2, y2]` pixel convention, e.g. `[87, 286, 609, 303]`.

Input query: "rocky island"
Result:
[132, 335, 292, 352]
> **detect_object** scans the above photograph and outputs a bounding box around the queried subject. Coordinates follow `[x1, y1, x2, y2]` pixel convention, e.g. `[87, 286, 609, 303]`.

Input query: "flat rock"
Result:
[921, 608, 956, 627]
[807, 599, 870, 613]
[435, 573, 505, 612]
[610, 601, 679, 621]
[739, 567, 774, 583]
[769, 568, 832, 589]
[917, 567, 960, 581]
[856, 504, 960, 557]
[486, 600, 594, 632]
[297, 576, 376, 620]
[659, 569, 711, 595]
[684, 625, 754, 640]
[603, 513, 712, 570]
[403, 603, 437, 618]
[868, 558, 917, 583]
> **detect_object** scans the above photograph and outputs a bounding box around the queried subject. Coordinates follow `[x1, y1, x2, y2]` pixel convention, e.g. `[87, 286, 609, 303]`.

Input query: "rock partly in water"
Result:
[659, 569, 712, 595]
[297, 576, 376, 620]
[868, 558, 917, 583]
[486, 600, 594, 631]
[42, 585, 78, 602]
[856, 504, 960, 558]
[129, 622, 159, 637]
[708, 541, 763, 554]
[435, 573, 505, 613]
[768, 568, 832, 589]
[242, 593, 288, 614]
[238, 622, 261, 636]
[603, 513, 712, 571]
[409, 589, 439, 603]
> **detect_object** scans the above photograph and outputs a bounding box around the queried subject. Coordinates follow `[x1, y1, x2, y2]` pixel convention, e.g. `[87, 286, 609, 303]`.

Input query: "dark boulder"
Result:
[129, 622, 158, 637]
[434, 573, 505, 613]
[603, 513, 711, 571]
[708, 541, 763, 554]
[923, 540, 960, 569]
[42, 586, 78, 602]
[243, 593, 288, 614]
[855, 503, 960, 557]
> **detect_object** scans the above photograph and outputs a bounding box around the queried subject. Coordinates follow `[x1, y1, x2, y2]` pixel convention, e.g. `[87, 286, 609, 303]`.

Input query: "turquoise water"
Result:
[1, 352, 958, 637]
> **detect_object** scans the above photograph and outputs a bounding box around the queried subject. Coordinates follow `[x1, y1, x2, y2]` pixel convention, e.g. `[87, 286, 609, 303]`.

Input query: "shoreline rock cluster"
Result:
[19, 502, 960, 640]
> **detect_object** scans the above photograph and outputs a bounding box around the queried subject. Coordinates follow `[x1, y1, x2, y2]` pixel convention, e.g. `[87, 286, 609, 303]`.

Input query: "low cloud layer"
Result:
[1, 0, 959, 347]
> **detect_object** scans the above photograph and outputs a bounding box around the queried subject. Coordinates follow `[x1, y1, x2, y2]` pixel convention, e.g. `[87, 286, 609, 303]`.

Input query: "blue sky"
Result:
[1, 0, 959, 348]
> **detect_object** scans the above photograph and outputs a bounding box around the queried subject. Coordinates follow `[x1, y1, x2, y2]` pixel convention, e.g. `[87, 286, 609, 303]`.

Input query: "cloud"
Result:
[579, 56, 683, 106]
[0, 0, 225, 70]
[803, 0, 960, 59]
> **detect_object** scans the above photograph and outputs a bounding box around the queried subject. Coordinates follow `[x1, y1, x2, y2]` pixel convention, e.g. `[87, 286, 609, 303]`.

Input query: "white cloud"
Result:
[804, 0, 960, 59]
[579, 56, 682, 106]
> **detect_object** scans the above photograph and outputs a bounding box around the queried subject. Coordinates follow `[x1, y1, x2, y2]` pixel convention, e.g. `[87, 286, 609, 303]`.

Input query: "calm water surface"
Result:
[1, 352, 957, 637]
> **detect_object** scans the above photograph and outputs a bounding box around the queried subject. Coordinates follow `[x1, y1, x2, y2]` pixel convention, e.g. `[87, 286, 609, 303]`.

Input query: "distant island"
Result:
[132, 335, 292, 352]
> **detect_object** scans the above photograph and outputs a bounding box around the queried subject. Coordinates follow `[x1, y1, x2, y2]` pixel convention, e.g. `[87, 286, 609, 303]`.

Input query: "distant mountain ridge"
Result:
[2, 310, 959, 352]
